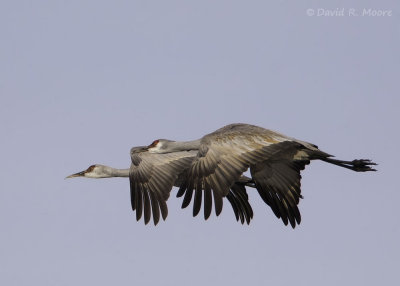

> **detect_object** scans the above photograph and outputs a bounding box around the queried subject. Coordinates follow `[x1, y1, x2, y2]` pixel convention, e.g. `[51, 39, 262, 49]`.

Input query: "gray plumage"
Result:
[129, 147, 196, 225]
[171, 124, 376, 228]
[66, 123, 376, 228]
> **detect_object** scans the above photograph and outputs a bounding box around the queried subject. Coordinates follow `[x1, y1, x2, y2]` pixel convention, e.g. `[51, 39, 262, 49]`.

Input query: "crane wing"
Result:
[249, 138, 332, 228]
[250, 157, 309, 228]
[178, 124, 295, 218]
[129, 149, 196, 225]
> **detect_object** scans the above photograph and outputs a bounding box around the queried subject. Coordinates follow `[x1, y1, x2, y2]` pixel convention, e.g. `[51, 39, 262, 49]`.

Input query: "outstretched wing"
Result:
[130, 149, 196, 225]
[250, 139, 332, 228]
[178, 124, 295, 217]
[251, 158, 309, 228]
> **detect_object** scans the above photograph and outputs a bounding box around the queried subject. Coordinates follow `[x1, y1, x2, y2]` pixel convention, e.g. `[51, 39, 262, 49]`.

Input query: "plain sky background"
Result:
[1, 1, 399, 285]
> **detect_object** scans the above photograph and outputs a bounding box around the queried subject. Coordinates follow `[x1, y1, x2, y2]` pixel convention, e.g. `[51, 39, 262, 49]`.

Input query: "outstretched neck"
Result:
[108, 168, 130, 177]
[148, 139, 202, 154]
[170, 139, 202, 152]
[66, 165, 130, 179]
[92, 166, 130, 178]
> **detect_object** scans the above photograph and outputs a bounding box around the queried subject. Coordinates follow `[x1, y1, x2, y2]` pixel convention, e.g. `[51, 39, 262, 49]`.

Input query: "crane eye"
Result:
[148, 140, 159, 148]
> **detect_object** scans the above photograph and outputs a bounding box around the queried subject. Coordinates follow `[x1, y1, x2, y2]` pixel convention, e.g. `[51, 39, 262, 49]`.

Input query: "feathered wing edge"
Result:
[176, 138, 306, 221]
[250, 159, 309, 228]
[176, 181, 254, 224]
[129, 152, 195, 225]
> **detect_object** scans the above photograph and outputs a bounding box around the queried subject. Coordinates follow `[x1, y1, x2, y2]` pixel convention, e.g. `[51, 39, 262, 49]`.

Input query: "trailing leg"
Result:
[320, 157, 377, 172]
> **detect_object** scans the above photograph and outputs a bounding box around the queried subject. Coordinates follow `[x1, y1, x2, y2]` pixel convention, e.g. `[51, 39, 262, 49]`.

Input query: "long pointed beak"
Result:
[65, 171, 85, 179]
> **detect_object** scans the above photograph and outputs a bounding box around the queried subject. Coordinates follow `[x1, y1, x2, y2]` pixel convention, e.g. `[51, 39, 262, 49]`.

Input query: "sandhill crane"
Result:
[66, 146, 254, 225]
[67, 123, 376, 227]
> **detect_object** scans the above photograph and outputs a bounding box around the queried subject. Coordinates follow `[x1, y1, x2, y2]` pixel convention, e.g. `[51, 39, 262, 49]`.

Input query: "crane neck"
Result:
[170, 139, 202, 151]
[97, 166, 130, 178]
[109, 168, 130, 177]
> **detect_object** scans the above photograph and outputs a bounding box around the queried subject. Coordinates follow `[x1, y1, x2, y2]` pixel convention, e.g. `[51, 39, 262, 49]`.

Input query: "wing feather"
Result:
[233, 184, 253, 224]
[203, 182, 212, 219]
[193, 188, 202, 217]
[148, 190, 160, 225]
[129, 149, 196, 225]
[226, 191, 241, 223]
[143, 188, 151, 225]
[135, 183, 143, 221]
[182, 188, 193, 208]
[250, 157, 309, 228]
[130, 179, 136, 211]
[178, 125, 293, 218]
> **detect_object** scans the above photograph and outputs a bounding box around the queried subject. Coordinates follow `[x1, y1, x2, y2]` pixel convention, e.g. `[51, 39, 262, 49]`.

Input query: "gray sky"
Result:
[1, 1, 399, 285]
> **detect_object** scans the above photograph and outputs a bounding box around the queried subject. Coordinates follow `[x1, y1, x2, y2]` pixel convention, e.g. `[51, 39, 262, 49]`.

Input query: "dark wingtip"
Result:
[176, 187, 185, 198]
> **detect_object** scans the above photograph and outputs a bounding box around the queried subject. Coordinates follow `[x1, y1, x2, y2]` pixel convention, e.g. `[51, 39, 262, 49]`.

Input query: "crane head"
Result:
[147, 139, 175, 153]
[65, 165, 108, 179]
